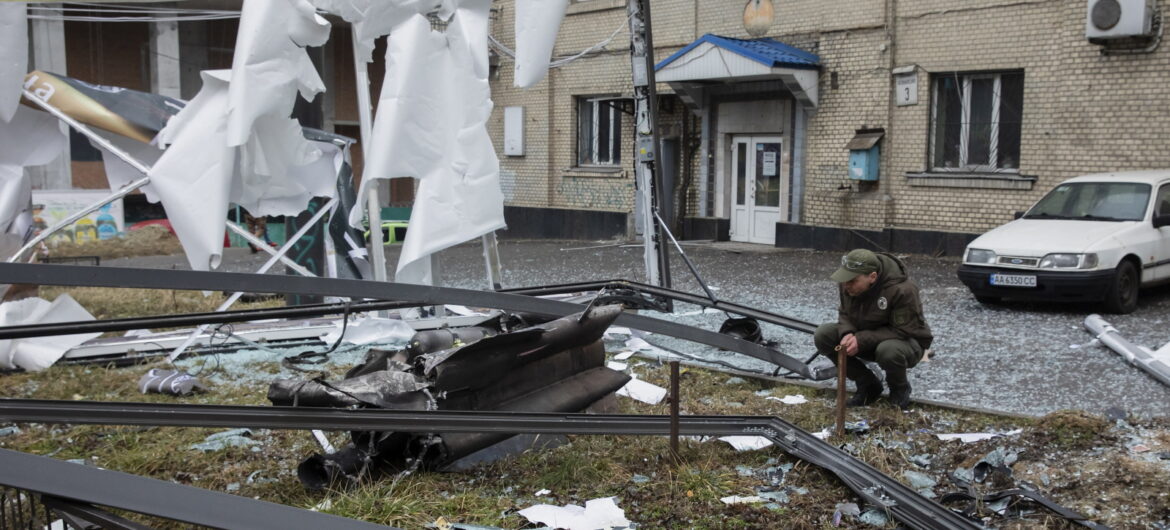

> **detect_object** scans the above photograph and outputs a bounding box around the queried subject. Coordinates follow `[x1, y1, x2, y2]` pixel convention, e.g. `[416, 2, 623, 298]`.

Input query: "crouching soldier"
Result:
[815, 249, 932, 410]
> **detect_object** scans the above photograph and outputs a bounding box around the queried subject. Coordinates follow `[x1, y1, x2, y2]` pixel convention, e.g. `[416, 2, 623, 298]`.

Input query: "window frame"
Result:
[576, 96, 626, 168]
[929, 70, 1024, 174]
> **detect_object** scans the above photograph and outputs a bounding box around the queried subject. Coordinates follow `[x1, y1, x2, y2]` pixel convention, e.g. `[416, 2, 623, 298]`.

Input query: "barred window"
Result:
[576, 96, 626, 166]
[931, 71, 1024, 172]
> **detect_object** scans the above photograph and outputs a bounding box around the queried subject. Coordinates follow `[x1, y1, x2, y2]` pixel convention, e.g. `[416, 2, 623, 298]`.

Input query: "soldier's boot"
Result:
[885, 367, 912, 410]
[845, 358, 883, 407]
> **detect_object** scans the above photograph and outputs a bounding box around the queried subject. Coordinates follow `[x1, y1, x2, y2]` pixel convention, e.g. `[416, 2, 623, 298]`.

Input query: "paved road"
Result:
[109, 239, 1170, 418]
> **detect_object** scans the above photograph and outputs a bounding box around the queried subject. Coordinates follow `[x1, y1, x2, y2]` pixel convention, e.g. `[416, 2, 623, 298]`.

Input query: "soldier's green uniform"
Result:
[815, 249, 932, 409]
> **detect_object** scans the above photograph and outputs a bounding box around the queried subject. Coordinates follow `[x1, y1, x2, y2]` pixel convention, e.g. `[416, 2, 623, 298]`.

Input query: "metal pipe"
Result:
[8, 89, 155, 263]
[836, 345, 846, 437]
[225, 222, 314, 277]
[351, 27, 387, 286]
[654, 210, 716, 305]
[1084, 314, 1170, 387]
[669, 360, 680, 465]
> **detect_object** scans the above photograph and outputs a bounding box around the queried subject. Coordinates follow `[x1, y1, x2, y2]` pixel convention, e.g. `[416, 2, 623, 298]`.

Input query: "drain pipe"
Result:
[1084, 314, 1170, 388]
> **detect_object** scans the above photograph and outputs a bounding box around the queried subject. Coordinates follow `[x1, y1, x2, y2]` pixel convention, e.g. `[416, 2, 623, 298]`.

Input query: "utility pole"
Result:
[627, 0, 671, 287]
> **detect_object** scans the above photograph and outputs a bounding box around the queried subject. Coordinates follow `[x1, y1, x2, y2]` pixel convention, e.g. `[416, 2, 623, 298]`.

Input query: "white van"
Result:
[957, 170, 1170, 313]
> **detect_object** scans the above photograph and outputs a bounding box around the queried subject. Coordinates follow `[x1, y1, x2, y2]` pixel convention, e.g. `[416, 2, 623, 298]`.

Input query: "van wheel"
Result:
[974, 294, 1001, 305]
[1103, 261, 1139, 314]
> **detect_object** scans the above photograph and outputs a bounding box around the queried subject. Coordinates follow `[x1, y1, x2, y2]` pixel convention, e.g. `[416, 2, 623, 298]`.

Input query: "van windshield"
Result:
[1024, 182, 1151, 221]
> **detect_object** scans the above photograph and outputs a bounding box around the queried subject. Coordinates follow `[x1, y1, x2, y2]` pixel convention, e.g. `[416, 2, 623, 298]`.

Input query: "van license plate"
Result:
[990, 273, 1036, 287]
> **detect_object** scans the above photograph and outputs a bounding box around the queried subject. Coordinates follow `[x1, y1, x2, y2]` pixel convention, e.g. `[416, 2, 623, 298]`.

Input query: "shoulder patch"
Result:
[892, 306, 912, 326]
[877, 296, 888, 310]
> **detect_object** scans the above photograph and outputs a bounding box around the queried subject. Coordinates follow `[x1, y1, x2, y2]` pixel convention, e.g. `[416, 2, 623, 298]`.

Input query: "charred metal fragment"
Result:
[275, 305, 630, 489]
[0, 264, 813, 377]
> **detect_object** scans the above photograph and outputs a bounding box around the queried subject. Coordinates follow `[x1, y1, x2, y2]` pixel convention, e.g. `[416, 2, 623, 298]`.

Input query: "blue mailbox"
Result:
[846, 130, 884, 181]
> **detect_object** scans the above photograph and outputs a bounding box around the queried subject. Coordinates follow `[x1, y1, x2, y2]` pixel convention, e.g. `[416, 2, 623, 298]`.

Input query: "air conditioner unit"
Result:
[1086, 0, 1154, 39]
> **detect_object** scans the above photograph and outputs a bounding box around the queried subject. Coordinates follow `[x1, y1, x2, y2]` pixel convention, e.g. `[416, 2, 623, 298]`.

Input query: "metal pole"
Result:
[669, 360, 680, 465]
[627, 0, 671, 288]
[9, 89, 155, 263]
[166, 198, 337, 363]
[481, 232, 503, 290]
[835, 345, 846, 437]
[351, 27, 387, 286]
[225, 222, 314, 278]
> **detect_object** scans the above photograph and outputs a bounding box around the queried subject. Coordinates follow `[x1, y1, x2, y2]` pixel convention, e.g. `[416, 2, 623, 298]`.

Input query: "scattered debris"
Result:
[138, 369, 208, 396]
[719, 495, 763, 505]
[189, 428, 258, 452]
[319, 316, 415, 346]
[616, 377, 666, 405]
[518, 496, 631, 530]
[935, 429, 1022, 443]
[717, 436, 772, 452]
[0, 294, 100, 371]
[766, 394, 808, 405]
[0, 425, 20, 437]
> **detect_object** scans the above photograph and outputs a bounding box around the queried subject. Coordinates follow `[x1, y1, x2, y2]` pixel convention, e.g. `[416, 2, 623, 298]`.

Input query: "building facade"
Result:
[486, 0, 1170, 254]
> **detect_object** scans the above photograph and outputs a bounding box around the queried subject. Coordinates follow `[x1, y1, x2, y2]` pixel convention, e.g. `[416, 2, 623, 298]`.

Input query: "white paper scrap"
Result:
[936, 429, 1023, 443]
[720, 495, 764, 505]
[812, 429, 832, 440]
[717, 436, 773, 452]
[766, 395, 808, 405]
[518, 496, 631, 530]
[613, 350, 636, 361]
[534, 488, 551, 496]
[616, 378, 667, 405]
[319, 317, 415, 346]
[606, 361, 628, 371]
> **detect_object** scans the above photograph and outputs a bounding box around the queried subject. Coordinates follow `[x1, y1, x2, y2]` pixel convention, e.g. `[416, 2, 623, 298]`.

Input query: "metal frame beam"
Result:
[0, 263, 811, 376]
[0, 399, 978, 530]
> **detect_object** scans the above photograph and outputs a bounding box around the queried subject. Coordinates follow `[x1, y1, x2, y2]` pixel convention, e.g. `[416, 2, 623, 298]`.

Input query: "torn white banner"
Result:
[308, 0, 450, 63]
[518, 496, 632, 530]
[226, 0, 330, 146]
[353, 6, 505, 285]
[151, 70, 335, 270]
[514, 0, 570, 88]
[0, 3, 27, 123]
[0, 295, 100, 371]
[0, 105, 67, 280]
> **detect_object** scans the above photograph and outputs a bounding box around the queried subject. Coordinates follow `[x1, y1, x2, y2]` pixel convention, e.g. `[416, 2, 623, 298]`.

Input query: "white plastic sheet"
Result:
[307, 0, 445, 63]
[0, 106, 67, 273]
[150, 68, 336, 271]
[717, 436, 773, 452]
[352, 6, 506, 285]
[0, 3, 26, 123]
[518, 496, 632, 530]
[514, 0, 570, 88]
[0, 295, 101, 371]
[226, 0, 330, 147]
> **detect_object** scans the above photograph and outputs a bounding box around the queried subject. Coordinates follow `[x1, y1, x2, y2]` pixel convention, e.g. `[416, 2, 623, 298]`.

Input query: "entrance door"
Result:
[730, 136, 783, 244]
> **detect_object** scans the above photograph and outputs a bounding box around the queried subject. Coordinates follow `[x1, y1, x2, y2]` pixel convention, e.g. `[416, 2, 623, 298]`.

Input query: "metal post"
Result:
[669, 360, 680, 465]
[836, 346, 846, 437]
[351, 27, 386, 285]
[481, 233, 503, 290]
[627, 0, 671, 287]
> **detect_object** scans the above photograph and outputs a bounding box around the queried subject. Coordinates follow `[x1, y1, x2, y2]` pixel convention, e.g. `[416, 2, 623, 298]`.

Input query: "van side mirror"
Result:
[1013, 211, 1025, 220]
[1154, 214, 1170, 228]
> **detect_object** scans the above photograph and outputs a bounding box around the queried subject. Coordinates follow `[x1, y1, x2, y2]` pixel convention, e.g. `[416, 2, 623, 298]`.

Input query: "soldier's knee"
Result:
[875, 341, 912, 368]
[813, 323, 839, 353]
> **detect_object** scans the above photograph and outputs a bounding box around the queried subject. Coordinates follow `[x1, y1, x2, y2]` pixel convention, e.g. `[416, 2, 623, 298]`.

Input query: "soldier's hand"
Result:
[839, 334, 859, 357]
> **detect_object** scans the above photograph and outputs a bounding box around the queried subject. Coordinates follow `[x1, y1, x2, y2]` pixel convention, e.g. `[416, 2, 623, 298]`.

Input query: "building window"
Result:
[577, 96, 625, 166]
[931, 71, 1024, 172]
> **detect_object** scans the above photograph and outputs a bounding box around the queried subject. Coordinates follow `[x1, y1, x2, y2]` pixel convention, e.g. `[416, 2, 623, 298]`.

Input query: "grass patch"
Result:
[45, 225, 183, 260]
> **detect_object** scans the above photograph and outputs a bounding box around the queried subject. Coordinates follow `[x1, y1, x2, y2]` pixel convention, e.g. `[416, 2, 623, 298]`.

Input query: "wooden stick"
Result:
[835, 344, 846, 437]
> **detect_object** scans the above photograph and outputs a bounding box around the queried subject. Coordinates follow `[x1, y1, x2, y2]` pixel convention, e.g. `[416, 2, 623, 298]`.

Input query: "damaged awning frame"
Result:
[0, 399, 980, 530]
[0, 263, 815, 377]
